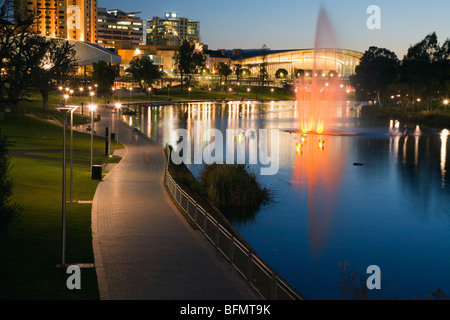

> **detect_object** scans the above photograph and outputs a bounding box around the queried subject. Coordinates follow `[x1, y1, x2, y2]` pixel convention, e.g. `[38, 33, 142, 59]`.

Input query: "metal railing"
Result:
[164, 153, 305, 300]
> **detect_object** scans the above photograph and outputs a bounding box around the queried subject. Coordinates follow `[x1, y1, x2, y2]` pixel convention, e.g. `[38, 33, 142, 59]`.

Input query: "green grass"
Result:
[1, 158, 99, 299]
[0, 97, 125, 299]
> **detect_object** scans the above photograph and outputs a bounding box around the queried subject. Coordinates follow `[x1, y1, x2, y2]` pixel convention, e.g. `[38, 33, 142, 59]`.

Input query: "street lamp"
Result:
[63, 94, 69, 105]
[68, 106, 78, 203]
[115, 103, 122, 145]
[129, 87, 132, 102]
[188, 87, 191, 100]
[90, 91, 94, 103]
[55, 105, 78, 268]
[88, 104, 97, 174]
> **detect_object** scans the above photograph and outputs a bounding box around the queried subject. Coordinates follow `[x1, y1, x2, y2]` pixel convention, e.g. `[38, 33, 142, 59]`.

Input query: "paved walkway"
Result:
[90, 105, 260, 300]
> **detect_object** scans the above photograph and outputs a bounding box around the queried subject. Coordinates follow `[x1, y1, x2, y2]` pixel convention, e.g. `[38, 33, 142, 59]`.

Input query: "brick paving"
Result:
[90, 105, 260, 300]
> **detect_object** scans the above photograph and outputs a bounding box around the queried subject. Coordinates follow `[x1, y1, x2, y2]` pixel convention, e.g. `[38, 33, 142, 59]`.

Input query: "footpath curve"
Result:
[90, 105, 260, 300]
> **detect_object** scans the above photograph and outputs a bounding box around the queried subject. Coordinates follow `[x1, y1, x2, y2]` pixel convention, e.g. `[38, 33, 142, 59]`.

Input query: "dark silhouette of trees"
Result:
[175, 40, 205, 90]
[92, 60, 118, 98]
[127, 55, 162, 93]
[350, 46, 400, 106]
[353, 33, 450, 112]
[259, 44, 269, 85]
[33, 37, 77, 110]
[217, 62, 232, 86]
[401, 32, 450, 110]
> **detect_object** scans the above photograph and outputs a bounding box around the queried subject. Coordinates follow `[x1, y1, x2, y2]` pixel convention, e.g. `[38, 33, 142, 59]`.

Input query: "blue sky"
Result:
[99, 0, 450, 58]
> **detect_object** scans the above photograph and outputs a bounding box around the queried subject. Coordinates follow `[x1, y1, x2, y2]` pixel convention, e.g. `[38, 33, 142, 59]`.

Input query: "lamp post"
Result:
[115, 103, 122, 145]
[88, 104, 97, 174]
[188, 87, 191, 100]
[129, 87, 132, 102]
[69, 106, 78, 203]
[56, 105, 78, 268]
[63, 94, 69, 106]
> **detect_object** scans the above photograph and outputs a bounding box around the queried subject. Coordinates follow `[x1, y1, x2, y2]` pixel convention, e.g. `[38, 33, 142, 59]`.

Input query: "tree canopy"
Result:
[92, 60, 118, 98]
[127, 55, 162, 93]
[350, 46, 400, 105]
[175, 41, 205, 90]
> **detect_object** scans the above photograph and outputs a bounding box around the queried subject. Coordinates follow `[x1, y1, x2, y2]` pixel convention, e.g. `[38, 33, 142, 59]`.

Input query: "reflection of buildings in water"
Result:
[389, 124, 449, 187]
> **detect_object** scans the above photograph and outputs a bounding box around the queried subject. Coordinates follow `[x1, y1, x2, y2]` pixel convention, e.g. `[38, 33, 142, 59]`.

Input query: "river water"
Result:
[123, 100, 450, 300]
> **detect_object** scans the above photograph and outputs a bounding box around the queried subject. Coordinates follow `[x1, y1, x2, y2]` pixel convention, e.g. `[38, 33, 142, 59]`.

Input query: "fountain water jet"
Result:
[291, 5, 349, 259]
[295, 6, 345, 135]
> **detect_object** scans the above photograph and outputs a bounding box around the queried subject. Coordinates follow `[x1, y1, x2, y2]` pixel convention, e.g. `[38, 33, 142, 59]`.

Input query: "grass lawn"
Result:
[0, 96, 124, 300]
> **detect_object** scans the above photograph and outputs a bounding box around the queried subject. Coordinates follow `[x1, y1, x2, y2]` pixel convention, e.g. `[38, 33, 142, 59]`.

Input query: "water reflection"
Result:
[442, 129, 449, 187]
[124, 101, 450, 299]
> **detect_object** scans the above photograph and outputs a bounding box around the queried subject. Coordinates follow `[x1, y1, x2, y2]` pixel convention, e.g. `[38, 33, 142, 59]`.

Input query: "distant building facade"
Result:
[146, 12, 200, 47]
[97, 8, 144, 51]
[14, 0, 97, 43]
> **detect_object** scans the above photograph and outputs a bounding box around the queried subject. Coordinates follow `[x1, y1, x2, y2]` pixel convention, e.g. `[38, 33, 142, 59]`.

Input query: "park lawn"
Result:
[0, 110, 122, 300]
[1, 157, 99, 299]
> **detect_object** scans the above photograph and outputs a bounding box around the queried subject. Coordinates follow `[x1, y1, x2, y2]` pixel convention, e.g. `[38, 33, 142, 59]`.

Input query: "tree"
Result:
[0, 0, 38, 114]
[401, 32, 448, 110]
[175, 41, 205, 90]
[32, 37, 77, 110]
[234, 63, 242, 94]
[275, 68, 288, 82]
[92, 60, 117, 99]
[259, 44, 269, 85]
[217, 62, 232, 86]
[350, 46, 400, 105]
[127, 55, 162, 93]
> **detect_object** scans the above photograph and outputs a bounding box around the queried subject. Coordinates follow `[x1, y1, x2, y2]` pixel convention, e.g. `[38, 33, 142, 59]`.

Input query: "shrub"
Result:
[0, 135, 19, 230]
[199, 164, 271, 212]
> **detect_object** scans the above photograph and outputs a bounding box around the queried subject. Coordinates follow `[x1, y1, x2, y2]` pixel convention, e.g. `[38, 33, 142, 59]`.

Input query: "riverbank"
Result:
[360, 104, 450, 129]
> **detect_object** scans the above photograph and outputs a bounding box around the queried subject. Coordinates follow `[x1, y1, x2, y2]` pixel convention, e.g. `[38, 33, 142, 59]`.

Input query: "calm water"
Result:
[123, 100, 450, 300]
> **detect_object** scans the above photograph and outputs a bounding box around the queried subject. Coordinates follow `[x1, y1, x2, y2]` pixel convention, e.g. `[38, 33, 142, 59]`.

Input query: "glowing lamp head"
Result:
[444, 99, 449, 105]
[115, 103, 122, 109]
[88, 104, 97, 112]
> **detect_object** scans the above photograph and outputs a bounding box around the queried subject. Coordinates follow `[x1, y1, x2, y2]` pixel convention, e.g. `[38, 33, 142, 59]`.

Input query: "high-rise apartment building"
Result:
[97, 8, 144, 51]
[146, 12, 200, 47]
[14, 0, 97, 43]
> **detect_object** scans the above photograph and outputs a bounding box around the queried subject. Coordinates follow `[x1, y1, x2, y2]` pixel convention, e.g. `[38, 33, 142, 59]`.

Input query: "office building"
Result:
[14, 0, 97, 43]
[146, 12, 200, 47]
[97, 8, 144, 51]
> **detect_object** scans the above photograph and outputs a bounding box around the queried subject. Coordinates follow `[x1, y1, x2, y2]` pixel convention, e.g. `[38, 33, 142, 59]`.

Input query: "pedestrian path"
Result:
[91, 105, 260, 300]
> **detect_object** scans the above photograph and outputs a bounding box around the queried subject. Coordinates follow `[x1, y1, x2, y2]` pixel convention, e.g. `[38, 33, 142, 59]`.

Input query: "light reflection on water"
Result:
[124, 100, 450, 300]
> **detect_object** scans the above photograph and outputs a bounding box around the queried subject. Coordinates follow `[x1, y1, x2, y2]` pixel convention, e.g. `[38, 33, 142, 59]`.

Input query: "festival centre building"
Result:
[213, 48, 363, 81]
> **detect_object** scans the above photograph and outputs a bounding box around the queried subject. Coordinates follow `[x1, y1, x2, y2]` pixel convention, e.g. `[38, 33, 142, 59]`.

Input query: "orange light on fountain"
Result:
[318, 139, 325, 148]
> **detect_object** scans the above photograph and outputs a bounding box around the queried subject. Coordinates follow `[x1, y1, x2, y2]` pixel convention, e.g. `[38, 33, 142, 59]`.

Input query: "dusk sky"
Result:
[100, 0, 450, 58]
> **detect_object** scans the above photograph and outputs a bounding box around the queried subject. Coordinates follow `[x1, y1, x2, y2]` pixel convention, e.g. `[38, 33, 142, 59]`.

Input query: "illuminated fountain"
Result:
[295, 6, 346, 138]
[291, 6, 349, 258]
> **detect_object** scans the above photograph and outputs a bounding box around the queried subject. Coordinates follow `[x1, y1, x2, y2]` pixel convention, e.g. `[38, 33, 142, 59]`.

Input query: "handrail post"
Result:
[270, 273, 277, 300]
[247, 251, 253, 282]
